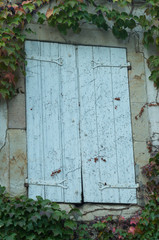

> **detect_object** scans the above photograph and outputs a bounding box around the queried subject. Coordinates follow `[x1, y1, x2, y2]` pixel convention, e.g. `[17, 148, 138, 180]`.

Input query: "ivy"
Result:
[0, 188, 91, 240]
[0, 0, 49, 99]
[0, 152, 158, 239]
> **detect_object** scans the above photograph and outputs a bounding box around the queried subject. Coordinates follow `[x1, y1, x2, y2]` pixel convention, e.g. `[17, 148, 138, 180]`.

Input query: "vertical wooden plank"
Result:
[78, 45, 100, 202]
[26, 41, 44, 199]
[40, 42, 64, 201]
[92, 46, 119, 203]
[59, 44, 82, 202]
[111, 48, 136, 203]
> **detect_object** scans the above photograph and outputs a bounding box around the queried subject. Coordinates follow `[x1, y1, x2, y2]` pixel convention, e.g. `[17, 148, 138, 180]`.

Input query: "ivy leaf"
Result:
[156, 37, 159, 46]
[53, 226, 63, 237]
[5, 46, 15, 55]
[0, 42, 5, 47]
[25, 28, 34, 34]
[126, 19, 136, 29]
[4, 72, 15, 85]
[64, 220, 77, 230]
[0, 220, 4, 228]
[8, 15, 21, 25]
[23, 3, 35, 11]
[112, 25, 128, 39]
[46, 8, 53, 19]
[26, 13, 32, 23]
[143, 32, 154, 48]
[5, 234, 17, 240]
[37, 12, 46, 24]
[68, 1, 77, 8]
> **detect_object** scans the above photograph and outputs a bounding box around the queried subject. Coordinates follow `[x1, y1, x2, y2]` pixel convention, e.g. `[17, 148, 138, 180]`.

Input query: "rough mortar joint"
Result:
[0, 129, 8, 152]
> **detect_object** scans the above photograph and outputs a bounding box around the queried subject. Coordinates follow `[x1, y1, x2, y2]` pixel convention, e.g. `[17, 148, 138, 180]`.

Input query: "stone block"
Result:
[128, 53, 147, 103]
[134, 141, 150, 166]
[59, 203, 141, 221]
[8, 93, 26, 129]
[9, 129, 27, 196]
[131, 102, 149, 142]
[133, 141, 149, 201]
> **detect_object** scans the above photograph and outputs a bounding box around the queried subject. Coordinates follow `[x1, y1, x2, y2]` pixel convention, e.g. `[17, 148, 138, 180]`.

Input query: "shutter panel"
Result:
[78, 46, 137, 203]
[26, 41, 137, 204]
[26, 41, 82, 202]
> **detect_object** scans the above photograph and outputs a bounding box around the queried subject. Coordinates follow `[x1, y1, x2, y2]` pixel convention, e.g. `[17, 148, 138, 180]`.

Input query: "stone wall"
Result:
[1, 3, 159, 220]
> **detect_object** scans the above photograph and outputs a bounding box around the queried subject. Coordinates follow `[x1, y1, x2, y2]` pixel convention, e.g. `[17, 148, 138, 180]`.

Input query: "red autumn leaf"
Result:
[46, 8, 53, 19]
[118, 235, 123, 239]
[130, 216, 140, 225]
[4, 72, 15, 85]
[119, 216, 125, 221]
[128, 226, 136, 235]
[12, 4, 19, 9]
[22, 0, 32, 5]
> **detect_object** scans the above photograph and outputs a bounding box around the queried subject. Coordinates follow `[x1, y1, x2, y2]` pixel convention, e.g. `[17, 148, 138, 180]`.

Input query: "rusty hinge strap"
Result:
[99, 182, 139, 191]
[25, 178, 68, 189]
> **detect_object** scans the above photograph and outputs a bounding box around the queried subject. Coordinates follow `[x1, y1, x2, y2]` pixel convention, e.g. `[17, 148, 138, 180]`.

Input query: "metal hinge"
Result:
[99, 182, 139, 191]
[25, 178, 68, 189]
[91, 60, 131, 69]
[26, 56, 63, 66]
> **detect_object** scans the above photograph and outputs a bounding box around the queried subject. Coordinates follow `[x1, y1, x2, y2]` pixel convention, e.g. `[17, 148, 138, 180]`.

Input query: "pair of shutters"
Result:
[25, 41, 137, 204]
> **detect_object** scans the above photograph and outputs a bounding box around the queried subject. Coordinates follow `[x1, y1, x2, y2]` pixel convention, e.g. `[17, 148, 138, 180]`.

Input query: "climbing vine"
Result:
[0, 0, 159, 99]
[0, 1, 158, 239]
[0, 0, 48, 98]
[0, 152, 158, 239]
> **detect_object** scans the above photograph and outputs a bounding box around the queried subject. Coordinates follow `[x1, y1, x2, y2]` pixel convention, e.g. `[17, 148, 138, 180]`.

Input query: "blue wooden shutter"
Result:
[25, 41, 82, 203]
[25, 41, 137, 203]
[78, 46, 137, 203]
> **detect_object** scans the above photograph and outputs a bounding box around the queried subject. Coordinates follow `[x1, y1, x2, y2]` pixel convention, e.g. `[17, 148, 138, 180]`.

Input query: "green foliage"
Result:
[0, 0, 49, 99]
[42, 0, 109, 35]
[147, 56, 159, 88]
[0, 153, 158, 240]
[0, 188, 90, 240]
[0, 2, 34, 99]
